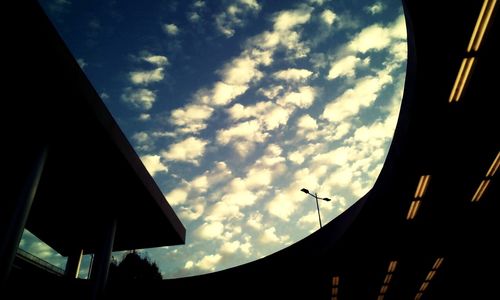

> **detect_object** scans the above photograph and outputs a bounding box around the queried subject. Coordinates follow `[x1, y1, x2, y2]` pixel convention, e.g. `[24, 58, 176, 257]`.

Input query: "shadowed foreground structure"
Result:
[2, 0, 499, 299]
[1, 1, 184, 298]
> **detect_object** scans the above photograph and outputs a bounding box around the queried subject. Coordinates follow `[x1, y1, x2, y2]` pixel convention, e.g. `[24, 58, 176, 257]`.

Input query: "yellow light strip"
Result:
[455, 57, 475, 101]
[472, 179, 491, 201]
[383, 274, 392, 284]
[332, 287, 338, 296]
[468, 0, 498, 52]
[388, 261, 398, 273]
[332, 276, 339, 286]
[420, 281, 429, 292]
[468, 0, 490, 52]
[406, 200, 421, 220]
[486, 151, 500, 177]
[377, 295, 385, 300]
[414, 175, 431, 198]
[380, 285, 388, 294]
[426, 270, 436, 281]
[449, 57, 476, 102]
[415, 292, 423, 300]
[432, 257, 444, 270]
[449, 58, 468, 102]
[332, 297, 338, 300]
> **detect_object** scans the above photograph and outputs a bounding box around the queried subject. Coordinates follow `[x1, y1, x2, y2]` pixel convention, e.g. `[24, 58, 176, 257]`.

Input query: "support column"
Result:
[90, 218, 116, 300]
[65, 249, 83, 278]
[0, 146, 48, 286]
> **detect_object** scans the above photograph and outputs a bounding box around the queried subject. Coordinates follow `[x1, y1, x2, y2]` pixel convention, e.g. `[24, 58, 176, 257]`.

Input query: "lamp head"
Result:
[300, 188, 309, 194]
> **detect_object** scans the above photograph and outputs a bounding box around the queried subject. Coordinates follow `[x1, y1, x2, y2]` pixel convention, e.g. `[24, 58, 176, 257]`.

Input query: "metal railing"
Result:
[16, 248, 65, 276]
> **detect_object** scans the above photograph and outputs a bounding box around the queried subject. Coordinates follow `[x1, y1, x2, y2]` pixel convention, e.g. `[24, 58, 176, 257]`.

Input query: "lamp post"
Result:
[300, 188, 331, 228]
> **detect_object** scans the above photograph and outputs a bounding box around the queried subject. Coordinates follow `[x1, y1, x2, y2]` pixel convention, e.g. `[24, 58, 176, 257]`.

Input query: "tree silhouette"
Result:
[109, 251, 162, 280]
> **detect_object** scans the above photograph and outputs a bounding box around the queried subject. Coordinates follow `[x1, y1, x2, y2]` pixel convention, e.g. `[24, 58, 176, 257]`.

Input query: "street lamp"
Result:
[300, 188, 331, 228]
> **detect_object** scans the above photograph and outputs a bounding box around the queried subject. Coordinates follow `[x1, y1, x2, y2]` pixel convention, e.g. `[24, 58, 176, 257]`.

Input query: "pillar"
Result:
[65, 249, 83, 278]
[0, 146, 48, 286]
[90, 217, 116, 300]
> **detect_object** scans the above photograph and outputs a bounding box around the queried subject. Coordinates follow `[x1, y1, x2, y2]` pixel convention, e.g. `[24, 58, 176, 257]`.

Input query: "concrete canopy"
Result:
[3, 1, 185, 256]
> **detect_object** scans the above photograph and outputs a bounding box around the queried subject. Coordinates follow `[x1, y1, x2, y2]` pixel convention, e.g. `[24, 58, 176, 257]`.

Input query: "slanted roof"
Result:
[6, 1, 185, 256]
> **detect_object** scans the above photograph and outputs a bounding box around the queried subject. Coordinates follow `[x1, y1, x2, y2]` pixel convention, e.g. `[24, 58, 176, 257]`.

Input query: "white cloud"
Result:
[164, 23, 179, 35]
[140, 154, 168, 176]
[142, 55, 169, 66]
[247, 212, 264, 230]
[196, 222, 225, 240]
[195, 254, 222, 271]
[193, 1, 205, 8]
[162, 136, 208, 165]
[260, 227, 289, 244]
[258, 85, 283, 99]
[297, 114, 318, 130]
[298, 210, 320, 229]
[205, 201, 244, 222]
[184, 261, 194, 269]
[165, 187, 189, 206]
[216, 120, 269, 145]
[321, 72, 392, 123]
[348, 24, 391, 53]
[211, 82, 249, 106]
[365, 2, 384, 15]
[215, 0, 261, 38]
[188, 12, 201, 23]
[129, 67, 165, 85]
[220, 240, 241, 254]
[273, 7, 312, 32]
[179, 202, 205, 221]
[133, 131, 149, 144]
[321, 9, 336, 26]
[190, 161, 232, 193]
[121, 88, 156, 110]
[77, 58, 87, 69]
[277, 86, 317, 109]
[220, 56, 263, 86]
[170, 104, 214, 134]
[287, 143, 321, 165]
[227, 101, 292, 131]
[273, 68, 314, 82]
[138, 113, 151, 121]
[327, 55, 362, 80]
[389, 15, 407, 40]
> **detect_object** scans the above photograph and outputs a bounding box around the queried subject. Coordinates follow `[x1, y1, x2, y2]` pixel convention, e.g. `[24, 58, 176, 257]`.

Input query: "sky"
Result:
[21, 0, 406, 278]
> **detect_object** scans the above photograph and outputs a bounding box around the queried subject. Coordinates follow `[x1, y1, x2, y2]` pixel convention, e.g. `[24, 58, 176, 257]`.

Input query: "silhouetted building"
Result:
[0, 1, 185, 299]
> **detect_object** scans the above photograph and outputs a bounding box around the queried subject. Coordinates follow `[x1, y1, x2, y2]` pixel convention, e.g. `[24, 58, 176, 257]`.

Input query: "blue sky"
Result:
[22, 0, 406, 278]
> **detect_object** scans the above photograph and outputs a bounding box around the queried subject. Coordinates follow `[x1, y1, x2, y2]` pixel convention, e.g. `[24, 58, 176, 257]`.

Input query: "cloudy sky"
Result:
[22, 0, 406, 278]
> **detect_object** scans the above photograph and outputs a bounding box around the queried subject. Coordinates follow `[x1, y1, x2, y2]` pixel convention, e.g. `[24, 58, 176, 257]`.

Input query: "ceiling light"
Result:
[426, 270, 436, 281]
[432, 257, 444, 270]
[467, 0, 498, 52]
[449, 57, 475, 102]
[388, 260, 398, 273]
[406, 200, 421, 220]
[332, 276, 339, 286]
[420, 281, 429, 292]
[472, 179, 491, 202]
[486, 151, 500, 177]
[384, 274, 392, 284]
[380, 285, 388, 294]
[414, 175, 431, 198]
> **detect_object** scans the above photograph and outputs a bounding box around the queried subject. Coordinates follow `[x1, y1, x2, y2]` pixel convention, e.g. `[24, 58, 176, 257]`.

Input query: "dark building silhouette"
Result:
[1, 0, 498, 299]
[0, 1, 184, 299]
